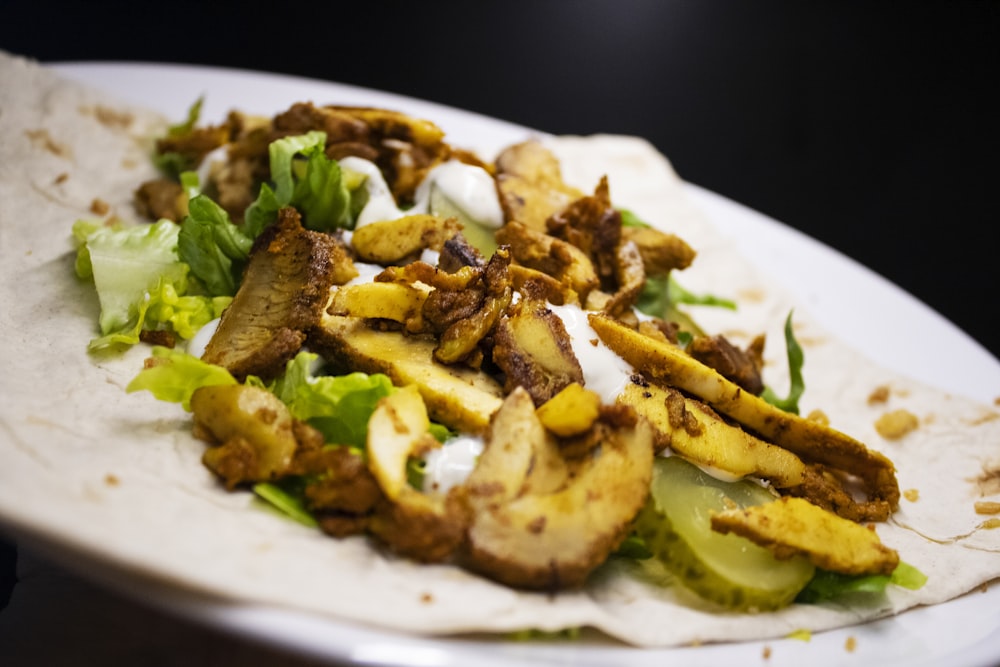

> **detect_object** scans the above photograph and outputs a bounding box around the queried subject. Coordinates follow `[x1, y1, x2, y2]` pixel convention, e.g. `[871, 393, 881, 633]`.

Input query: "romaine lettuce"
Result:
[76, 219, 188, 345]
[243, 131, 356, 237]
[125, 346, 237, 410]
[270, 352, 395, 448]
[178, 194, 253, 296]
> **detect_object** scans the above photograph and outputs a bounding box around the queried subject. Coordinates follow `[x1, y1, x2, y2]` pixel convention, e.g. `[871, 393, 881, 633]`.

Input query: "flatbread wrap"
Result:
[1, 50, 999, 653]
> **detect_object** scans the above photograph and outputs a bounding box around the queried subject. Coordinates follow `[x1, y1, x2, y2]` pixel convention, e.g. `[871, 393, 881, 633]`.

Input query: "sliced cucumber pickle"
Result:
[635, 456, 815, 612]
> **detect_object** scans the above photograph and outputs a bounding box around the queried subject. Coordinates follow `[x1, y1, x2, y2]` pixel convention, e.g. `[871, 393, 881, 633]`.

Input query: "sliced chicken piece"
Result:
[201, 207, 343, 381]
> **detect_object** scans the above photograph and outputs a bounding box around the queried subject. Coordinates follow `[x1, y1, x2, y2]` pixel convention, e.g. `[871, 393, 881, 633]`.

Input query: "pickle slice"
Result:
[635, 456, 815, 611]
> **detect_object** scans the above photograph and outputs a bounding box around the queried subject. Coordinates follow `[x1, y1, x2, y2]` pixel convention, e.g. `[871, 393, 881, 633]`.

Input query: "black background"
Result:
[2, 0, 999, 614]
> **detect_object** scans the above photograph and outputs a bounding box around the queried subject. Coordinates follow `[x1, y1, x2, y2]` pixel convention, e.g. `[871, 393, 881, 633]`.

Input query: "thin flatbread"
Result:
[1, 51, 999, 648]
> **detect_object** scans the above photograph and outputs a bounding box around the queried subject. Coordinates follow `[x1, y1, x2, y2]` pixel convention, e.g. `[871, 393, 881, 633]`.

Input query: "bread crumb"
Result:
[90, 198, 110, 216]
[978, 518, 1000, 530]
[104, 474, 120, 487]
[54, 172, 69, 185]
[762, 645, 772, 659]
[25, 128, 72, 158]
[903, 488, 920, 502]
[868, 385, 890, 404]
[420, 592, 434, 604]
[845, 636, 857, 652]
[93, 105, 134, 130]
[806, 409, 829, 426]
[975, 501, 1000, 515]
[875, 409, 919, 440]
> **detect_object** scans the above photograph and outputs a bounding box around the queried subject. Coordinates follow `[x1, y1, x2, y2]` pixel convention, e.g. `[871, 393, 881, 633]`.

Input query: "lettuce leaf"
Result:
[761, 311, 805, 415]
[270, 352, 395, 448]
[144, 281, 230, 340]
[796, 561, 927, 604]
[79, 219, 187, 335]
[153, 97, 204, 177]
[292, 147, 353, 231]
[126, 346, 237, 410]
[243, 131, 326, 237]
[243, 131, 356, 237]
[253, 480, 318, 528]
[178, 194, 254, 296]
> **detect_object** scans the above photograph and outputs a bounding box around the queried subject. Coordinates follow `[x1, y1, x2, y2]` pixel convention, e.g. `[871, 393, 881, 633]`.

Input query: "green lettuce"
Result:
[243, 131, 356, 237]
[253, 480, 319, 528]
[271, 352, 396, 448]
[76, 219, 200, 350]
[761, 311, 805, 414]
[75, 218, 231, 350]
[178, 194, 254, 296]
[125, 346, 237, 410]
[144, 281, 230, 340]
[796, 561, 927, 604]
[153, 97, 204, 177]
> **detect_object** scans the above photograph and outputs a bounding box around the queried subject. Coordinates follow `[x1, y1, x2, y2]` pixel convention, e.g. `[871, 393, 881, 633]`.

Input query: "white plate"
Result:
[10, 62, 1000, 666]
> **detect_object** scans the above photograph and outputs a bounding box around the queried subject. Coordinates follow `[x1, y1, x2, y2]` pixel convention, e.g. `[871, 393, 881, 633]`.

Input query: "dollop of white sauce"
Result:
[196, 145, 230, 190]
[188, 317, 220, 358]
[345, 157, 503, 233]
[340, 157, 406, 228]
[344, 261, 387, 287]
[415, 161, 505, 229]
[422, 435, 484, 494]
[547, 303, 635, 404]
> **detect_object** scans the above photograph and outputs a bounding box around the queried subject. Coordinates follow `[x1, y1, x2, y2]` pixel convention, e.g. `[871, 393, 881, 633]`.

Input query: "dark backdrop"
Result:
[3, 1, 998, 355]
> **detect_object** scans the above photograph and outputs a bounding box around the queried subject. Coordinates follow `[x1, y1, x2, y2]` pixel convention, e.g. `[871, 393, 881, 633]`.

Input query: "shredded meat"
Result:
[272, 102, 452, 204]
[687, 334, 766, 395]
[546, 176, 621, 288]
[155, 122, 232, 169]
[496, 221, 599, 300]
[134, 178, 186, 222]
[381, 249, 514, 367]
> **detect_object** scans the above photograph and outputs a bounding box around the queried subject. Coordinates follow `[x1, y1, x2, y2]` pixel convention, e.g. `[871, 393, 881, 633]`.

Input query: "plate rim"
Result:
[4, 59, 998, 666]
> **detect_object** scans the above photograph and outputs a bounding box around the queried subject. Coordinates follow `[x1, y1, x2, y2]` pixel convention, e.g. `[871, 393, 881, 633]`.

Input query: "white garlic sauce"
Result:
[422, 434, 485, 495]
[547, 303, 635, 404]
[345, 157, 503, 232]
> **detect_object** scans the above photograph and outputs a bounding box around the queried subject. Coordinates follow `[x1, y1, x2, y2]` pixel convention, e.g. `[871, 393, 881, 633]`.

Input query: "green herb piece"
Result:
[636, 274, 736, 319]
[618, 208, 650, 228]
[761, 311, 805, 415]
[254, 480, 318, 528]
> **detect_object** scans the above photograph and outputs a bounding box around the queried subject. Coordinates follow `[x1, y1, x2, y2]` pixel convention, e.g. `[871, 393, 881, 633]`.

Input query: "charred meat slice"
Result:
[201, 207, 342, 381]
[492, 298, 584, 405]
[494, 140, 583, 232]
[546, 176, 622, 287]
[495, 221, 599, 301]
[621, 224, 696, 275]
[687, 334, 766, 396]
